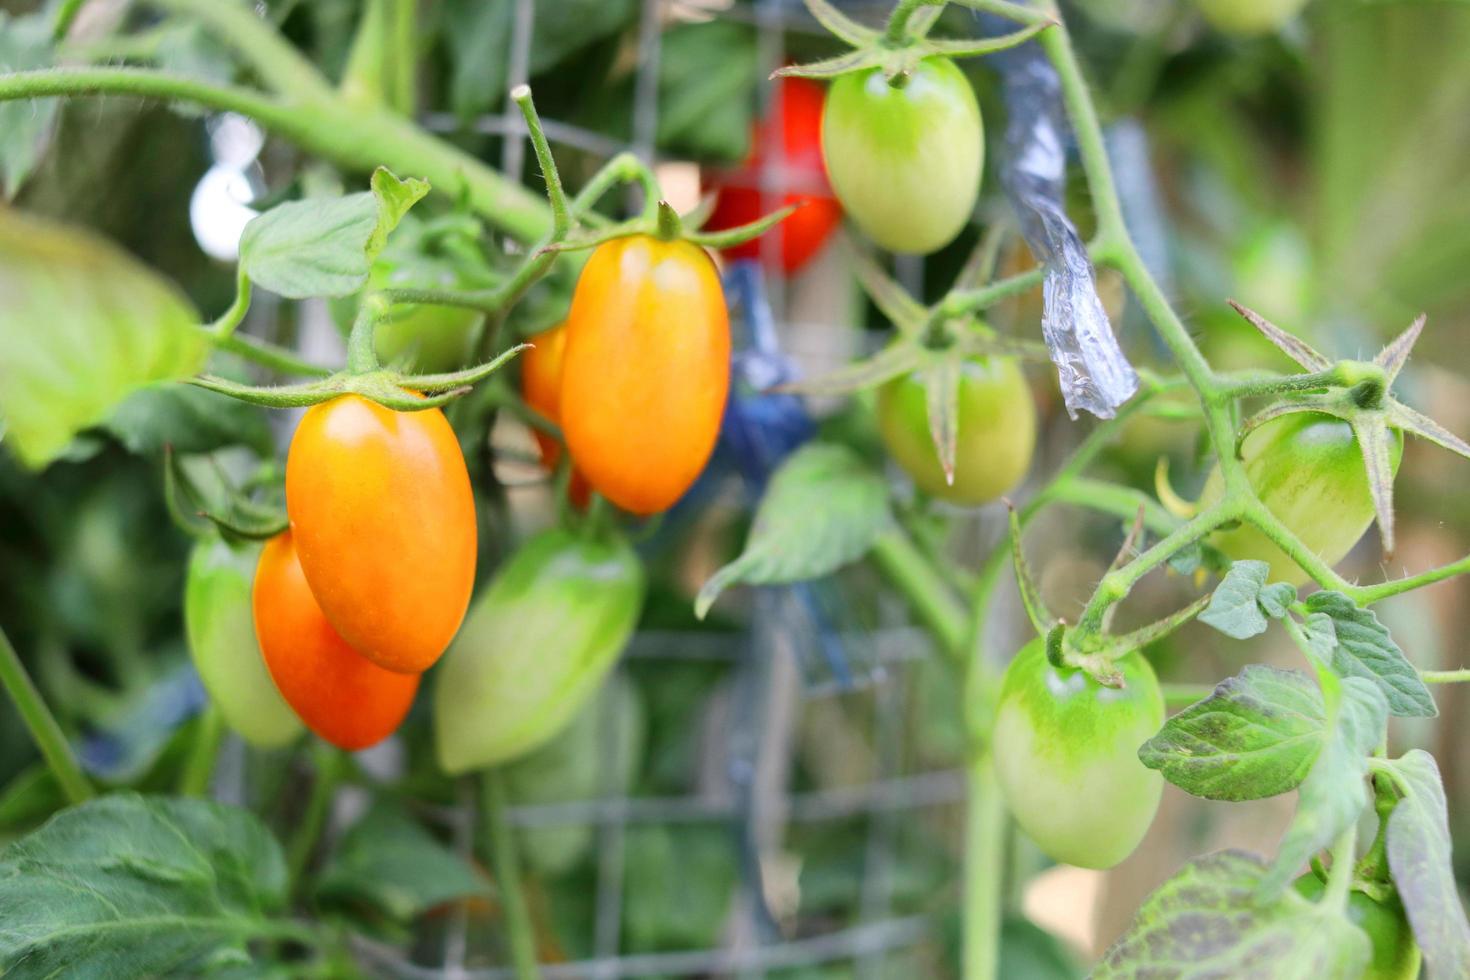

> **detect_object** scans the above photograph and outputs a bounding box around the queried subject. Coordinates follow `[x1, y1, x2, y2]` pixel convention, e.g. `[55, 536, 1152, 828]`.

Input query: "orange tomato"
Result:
[253, 532, 418, 750]
[285, 394, 476, 673]
[520, 322, 591, 508]
[559, 236, 730, 515]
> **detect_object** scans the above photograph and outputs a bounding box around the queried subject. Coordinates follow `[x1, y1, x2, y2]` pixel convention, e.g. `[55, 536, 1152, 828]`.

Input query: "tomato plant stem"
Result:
[287, 744, 343, 889]
[389, 0, 416, 113]
[215, 333, 334, 378]
[145, 0, 336, 103]
[1422, 668, 1470, 684]
[481, 770, 543, 980]
[963, 755, 1005, 980]
[870, 525, 970, 662]
[1325, 824, 1357, 909]
[177, 703, 223, 798]
[0, 625, 94, 806]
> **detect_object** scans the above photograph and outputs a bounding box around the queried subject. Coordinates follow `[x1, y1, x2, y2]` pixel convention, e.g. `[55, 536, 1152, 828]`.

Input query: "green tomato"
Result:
[366, 261, 483, 374]
[1200, 412, 1403, 587]
[183, 537, 302, 749]
[1294, 875, 1421, 980]
[1195, 0, 1310, 35]
[876, 356, 1036, 505]
[993, 638, 1164, 870]
[821, 57, 982, 255]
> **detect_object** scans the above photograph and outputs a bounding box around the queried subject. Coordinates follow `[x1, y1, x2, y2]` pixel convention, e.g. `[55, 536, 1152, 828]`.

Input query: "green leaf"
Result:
[1301, 611, 1338, 661]
[1095, 850, 1371, 978]
[1139, 665, 1325, 801]
[695, 442, 893, 618]
[0, 794, 293, 977]
[1302, 591, 1436, 718]
[0, 209, 208, 468]
[237, 167, 428, 299]
[1382, 750, 1470, 980]
[0, 14, 57, 198]
[1261, 676, 1388, 895]
[623, 824, 737, 951]
[1199, 560, 1271, 639]
[1257, 582, 1296, 619]
[103, 382, 273, 457]
[315, 803, 489, 923]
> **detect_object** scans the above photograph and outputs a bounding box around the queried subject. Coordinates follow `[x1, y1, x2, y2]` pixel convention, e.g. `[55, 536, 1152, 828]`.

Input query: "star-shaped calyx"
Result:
[1228, 301, 1470, 558]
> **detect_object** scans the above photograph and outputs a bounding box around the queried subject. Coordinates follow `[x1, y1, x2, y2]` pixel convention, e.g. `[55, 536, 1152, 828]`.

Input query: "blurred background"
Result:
[2, 0, 1469, 976]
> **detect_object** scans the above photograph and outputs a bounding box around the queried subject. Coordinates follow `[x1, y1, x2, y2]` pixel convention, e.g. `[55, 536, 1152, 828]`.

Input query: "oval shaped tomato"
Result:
[559, 235, 730, 515]
[993, 638, 1164, 870]
[368, 262, 482, 374]
[184, 536, 302, 749]
[822, 57, 982, 255]
[520, 321, 591, 507]
[434, 527, 644, 774]
[1294, 875, 1421, 980]
[705, 77, 843, 274]
[1200, 412, 1403, 587]
[876, 356, 1036, 505]
[285, 394, 476, 673]
[253, 532, 418, 751]
[1195, 0, 1309, 35]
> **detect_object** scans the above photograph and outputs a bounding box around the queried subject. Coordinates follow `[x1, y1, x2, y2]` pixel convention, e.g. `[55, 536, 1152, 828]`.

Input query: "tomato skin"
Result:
[822, 57, 982, 255]
[519, 322, 591, 508]
[876, 356, 1036, 505]
[705, 77, 843, 273]
[368, 262, 482, 374]
[1195, 0, 1310, 35]
[1201, 413, 1403, 587]
[184, 537, 303, 749]
[252, 532, 418, 751]
[285, 394, 476, 673]
[1294, 876, 1421, 980]
[993, 638, 1165, 870]
[559, 236, 730, 515]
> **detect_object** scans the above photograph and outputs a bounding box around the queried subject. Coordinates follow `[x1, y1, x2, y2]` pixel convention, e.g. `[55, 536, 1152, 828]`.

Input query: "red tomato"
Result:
[520, 322, 591, 508]
[705, 77, 843, 273]
[560, 235, 730, 515]
[285, 394, 476, 673]
[253, 532, 418, 751]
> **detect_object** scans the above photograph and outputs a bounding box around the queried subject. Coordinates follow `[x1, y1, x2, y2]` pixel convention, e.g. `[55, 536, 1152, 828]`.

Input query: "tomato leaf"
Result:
[1138, 665, 1325, 801]
[103, 381, 273, 457]
[0, 13, 58, 198]
[0, 209, 208, 469]
[1094, 850, 1371, 978]
[923, 356, 962, 486]
[695, 442, 893, 618]
[315, 803, 489, 923]
[1381, 750, 1470, 980]
[1260, 676, 1387, 896]
[0, 794, 293, 977]
[1198, 560, 1272, 638]
[238, 167, 429, 299]
[1302, 590, 1436, 718]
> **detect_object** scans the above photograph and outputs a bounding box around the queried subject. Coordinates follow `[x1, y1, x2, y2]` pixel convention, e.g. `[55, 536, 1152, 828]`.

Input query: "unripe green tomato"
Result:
[1195, 0, 1310, 35]
[366, 262, 482, 374]
[821, 57, 982, 255]
[876, 356, 1036, 505]
[1200, 413, 1403, 587]
[1293, 875, 1421, 980]
[184, 536, 303, 749]
[993, 638, 1164, 870]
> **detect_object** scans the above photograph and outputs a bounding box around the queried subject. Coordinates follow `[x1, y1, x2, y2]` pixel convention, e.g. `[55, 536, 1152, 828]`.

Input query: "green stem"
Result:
[145, 0, 335, 103]
[178, 703, 223, 797]
[1324, 824, 1357, 909]
[215, 332, 334, 377]
[389, 0, 416, 113]
[1214, 368, 1345, 400]
[51, 0, 88, 40]
[1352, 553, 1470, 605]
[208, 269, 253, 338]
[939, 268, 1046, 318]
[869, 526, 970, 662]
[963, 755, 1005, 980]
[1044, 478, 1177, 537]
[1163, 682, 1213, 707]
[0, 625, 93, 805]
[884, 0, 934, 45]
[1422, 668, 1470, 684]
[287, 744, 342, 888]
[481, 770, 542, 980]
[346, 298, 387, 374]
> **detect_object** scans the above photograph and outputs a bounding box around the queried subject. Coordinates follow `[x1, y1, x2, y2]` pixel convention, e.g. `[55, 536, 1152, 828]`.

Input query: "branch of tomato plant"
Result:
[177, 703, 223, 797]
[964, 754, 1006, 980]
[1421, 668, 1470, 684]
[0, 624, 94, 806]
[287, 743, 344, 890]
[481, 770, 543, 980]
[870, 526, 971, 661]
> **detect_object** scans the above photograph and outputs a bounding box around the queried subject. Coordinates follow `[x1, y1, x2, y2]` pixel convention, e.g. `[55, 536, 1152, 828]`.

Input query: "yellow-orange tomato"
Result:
[285, 394, 476, 673]
[520, 322, 591, 508]
[559, 236, 730, 515]
[253, 532, 418, 751]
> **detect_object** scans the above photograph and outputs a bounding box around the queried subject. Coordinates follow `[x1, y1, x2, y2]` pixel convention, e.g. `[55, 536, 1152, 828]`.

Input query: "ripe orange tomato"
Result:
[285, 394, 476, 673]
[520, 322, 591, 508]
[559, 235, 730, 515]
[253, 532, 418, 751]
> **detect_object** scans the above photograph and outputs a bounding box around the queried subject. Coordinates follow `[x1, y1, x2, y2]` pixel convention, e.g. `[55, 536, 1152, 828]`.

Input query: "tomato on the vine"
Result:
[367, 261, 482, 374]
[520, 321, 591, 508]
[876, 356, 1036, 505]
[1293, 875, 1421, 980]
[993, 638, 1164, 870]
[184, 536, 302, 749]
[704, 77, 843, 274]
[1200, 412, 1403, 587]
[821, 57, 982, 255]
[1194, 0, 1310, 36]
[252, 532, 418, 751]
[559, 235, 730, 515]
[285, 394, 476, 673]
